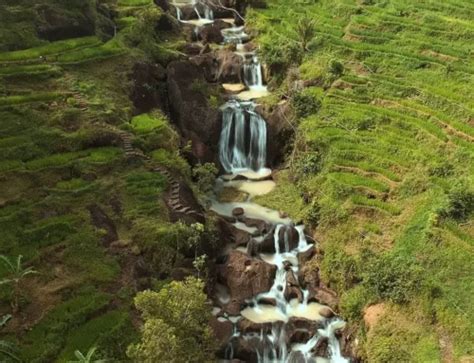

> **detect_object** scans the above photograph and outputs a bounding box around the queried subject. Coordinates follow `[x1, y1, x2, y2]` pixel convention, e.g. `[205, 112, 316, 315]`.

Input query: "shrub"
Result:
[363, 253, 422, 304]
[440, 178, 474, 221]
[192, 163, 218, 195]
[291, 88, 322, 118]
[340, 284, 371, 321]
[329, 60, 344, 78]
[294, 15, 316, 52]
[260, 33, 303, 75]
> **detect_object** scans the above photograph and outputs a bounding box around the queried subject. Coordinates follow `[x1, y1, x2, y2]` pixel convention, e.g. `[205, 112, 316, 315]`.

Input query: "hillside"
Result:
[0, 0, 473, 362]
[248, 0, 474, 361]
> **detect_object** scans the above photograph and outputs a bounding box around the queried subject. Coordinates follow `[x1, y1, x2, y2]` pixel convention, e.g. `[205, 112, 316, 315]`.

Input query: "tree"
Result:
[67, 347, 107, 363]
[0, 255, 38, 313]
[127, 277, 215, 363]
[294, 15, 316, 52]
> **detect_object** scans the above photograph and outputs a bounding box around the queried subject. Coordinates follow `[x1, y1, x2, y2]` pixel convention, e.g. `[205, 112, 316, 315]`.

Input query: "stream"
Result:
[171, 1, 350, 361]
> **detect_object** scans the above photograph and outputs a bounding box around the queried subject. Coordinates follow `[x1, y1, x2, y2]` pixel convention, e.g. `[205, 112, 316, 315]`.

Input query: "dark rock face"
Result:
[167, 60, 221, 162]
[154, 0, 170, 11]
[130, 62, 168, 114]
[238, 318, 272, 334]
[210, 316, 234, 346]
[308, 286, 339, 311]
[87, 204, 118, 246]
[251, 225, 299, 255]
[198, 20, 232, 44]
[217, 251, 276, 305]
[190, 48, 243, 84]
[297, 245, 316, 266]
[277, 225, 300, 252]
[256, 101, 295, 168]
[34, 3, 102, 41]
[286, 317, 322, 346]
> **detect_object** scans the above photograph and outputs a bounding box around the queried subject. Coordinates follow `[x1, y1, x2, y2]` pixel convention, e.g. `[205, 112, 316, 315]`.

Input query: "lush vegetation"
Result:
[127, 277, 215, 363]
[0, 0, 194, 361]
[250, 0, 474, 361]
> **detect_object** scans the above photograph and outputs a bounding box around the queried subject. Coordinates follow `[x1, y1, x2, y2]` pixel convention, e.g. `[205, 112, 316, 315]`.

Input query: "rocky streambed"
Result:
[157, 1, 353, 361]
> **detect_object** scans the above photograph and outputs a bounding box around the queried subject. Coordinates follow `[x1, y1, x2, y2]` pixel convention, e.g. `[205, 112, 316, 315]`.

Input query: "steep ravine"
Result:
[162, 1, 353, 361]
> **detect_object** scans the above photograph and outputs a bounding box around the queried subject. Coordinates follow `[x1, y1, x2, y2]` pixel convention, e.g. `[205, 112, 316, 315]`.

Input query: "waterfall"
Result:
[176, 7, 183, 21]
[222, 26, 249, 44]
[219, 100, 267, 173]
[244, 56, 264, 88]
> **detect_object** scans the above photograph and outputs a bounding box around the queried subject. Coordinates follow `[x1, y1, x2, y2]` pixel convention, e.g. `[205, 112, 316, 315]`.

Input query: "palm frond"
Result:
[0, 255, 14, 272]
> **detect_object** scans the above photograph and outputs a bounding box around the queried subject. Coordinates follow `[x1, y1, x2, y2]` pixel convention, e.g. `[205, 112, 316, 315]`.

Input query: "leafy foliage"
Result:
[192, 163, 219, 195]
[0, 255, 38, 313]
[127, 277, 215, 363]
[363, 253, 422, 304]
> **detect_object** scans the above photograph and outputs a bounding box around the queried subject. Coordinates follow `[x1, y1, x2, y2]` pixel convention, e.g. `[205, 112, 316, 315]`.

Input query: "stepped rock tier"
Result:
[169, 1, 351, 361]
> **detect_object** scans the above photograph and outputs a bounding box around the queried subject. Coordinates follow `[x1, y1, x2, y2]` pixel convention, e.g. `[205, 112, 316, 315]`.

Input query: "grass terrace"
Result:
[249, 0, 474, 361]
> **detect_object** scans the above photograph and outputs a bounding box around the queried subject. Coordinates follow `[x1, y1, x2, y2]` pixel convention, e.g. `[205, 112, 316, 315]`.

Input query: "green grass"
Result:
[328, 172, 390, 193]
[0, 37, 101, 62]
[351, 195, 401, 215]
[0, 93, 65, 107]
[0, 64, 62, 77]
[22, 289, 111, 362]
[131, 113, 167, 133]
[117, 0, 152, 5]
[56, 310, 131, 362]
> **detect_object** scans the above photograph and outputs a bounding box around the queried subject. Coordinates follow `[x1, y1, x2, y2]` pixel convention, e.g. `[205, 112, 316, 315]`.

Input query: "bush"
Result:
[440, 178, 474, 221]
[291, 87, 322, 118]
[340, 284, 371, 321]
[329, 59, 344, 77]
[260, 34, 303, 75]
[192, 163, 218, 195]
[363, 253, 422, 304]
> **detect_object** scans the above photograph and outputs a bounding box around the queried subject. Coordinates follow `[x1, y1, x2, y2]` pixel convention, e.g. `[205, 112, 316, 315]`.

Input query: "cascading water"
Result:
[222, 26, 249, 45]
[173, 0, 214, 26]
[171, 2, 351, 361]
[219, 100, 267, 174]
[244, 56, 264, 89]
[214, 103, 349, 361]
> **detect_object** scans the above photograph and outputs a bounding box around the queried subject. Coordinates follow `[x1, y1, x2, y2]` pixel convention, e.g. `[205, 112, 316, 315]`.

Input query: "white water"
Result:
[222, 26, 249, 44]
[174, 1, 214, 26]
[244, 56, 264, 88]
[213, 102, 349, 362]
[219, 100, 267, 174]
[171, 3, 350, 361]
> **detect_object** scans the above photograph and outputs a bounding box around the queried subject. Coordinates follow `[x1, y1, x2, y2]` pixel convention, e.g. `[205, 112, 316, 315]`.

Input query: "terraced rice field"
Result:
[250, 0, 473, 360]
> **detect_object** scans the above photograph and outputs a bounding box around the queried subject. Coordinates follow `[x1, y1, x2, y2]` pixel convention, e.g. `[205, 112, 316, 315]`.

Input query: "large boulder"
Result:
[198, 20, 232, 44]
[210, 316, 233, 347]
[154, 0, 170, 11]
[308, 286, 339, 311]
[277, 225, 300, 252]
[167, 60, 221, 161]
[130, 62, 168, 114]
[216, 49, 243, 83]
[190, 48, 242, 84]
[217, 251, 276, 304]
